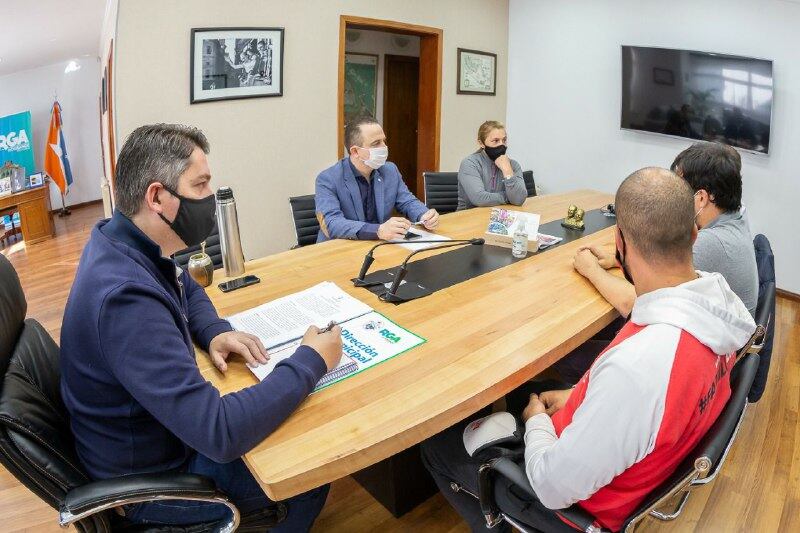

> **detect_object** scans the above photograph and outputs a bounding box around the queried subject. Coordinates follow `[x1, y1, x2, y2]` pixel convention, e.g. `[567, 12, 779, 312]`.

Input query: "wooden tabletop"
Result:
[196, 189, 618, 500]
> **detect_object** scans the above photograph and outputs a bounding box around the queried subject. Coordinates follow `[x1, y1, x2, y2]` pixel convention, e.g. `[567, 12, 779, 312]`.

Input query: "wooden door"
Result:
[383, 54, 419, 197]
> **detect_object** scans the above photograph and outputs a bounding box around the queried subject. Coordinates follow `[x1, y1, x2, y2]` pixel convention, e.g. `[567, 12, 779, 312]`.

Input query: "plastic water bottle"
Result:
[512, 220, 528, 258]
[215, 186, 246, 277]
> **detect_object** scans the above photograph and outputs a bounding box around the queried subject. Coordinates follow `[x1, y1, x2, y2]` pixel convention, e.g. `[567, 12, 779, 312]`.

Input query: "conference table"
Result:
[196, 189, 618, 507]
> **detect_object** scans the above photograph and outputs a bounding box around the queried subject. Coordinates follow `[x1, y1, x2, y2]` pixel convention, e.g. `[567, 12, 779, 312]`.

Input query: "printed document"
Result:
[226, 281, 371, 349]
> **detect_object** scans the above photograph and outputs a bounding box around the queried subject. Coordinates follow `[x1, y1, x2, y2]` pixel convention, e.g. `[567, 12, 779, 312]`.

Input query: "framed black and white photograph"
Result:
[457, 48, 497, 95]
[191, 27, 284, 104]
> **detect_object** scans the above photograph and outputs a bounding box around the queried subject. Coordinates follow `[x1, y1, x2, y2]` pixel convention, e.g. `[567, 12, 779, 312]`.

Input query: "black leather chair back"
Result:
[173, 224, 223, 271]
[289, 194, 319, 248]
[619, 353, 759, 531]
[0, 255, 93, 514]
[1, 255, 249, 532]
[522, 171, 536, 197]
[750, 234, 776, 402]
[423, 172, 459, 214]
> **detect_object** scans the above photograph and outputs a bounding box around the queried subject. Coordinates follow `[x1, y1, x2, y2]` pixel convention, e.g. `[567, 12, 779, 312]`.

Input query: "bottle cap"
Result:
[216, 186, 234, 201]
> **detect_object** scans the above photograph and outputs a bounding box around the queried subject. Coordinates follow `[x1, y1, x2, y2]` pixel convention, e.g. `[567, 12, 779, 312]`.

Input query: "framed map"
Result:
[344, 53, 379, 122]
[457, 48, 497, 95]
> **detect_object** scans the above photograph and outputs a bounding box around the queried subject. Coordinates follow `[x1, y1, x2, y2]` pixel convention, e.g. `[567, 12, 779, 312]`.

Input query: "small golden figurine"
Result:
[561, 204, 586, 231]
[573, 208, 585, 229]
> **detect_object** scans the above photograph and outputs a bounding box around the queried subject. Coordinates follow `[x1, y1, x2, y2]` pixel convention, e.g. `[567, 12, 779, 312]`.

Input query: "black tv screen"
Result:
[621, 46, 773, 154]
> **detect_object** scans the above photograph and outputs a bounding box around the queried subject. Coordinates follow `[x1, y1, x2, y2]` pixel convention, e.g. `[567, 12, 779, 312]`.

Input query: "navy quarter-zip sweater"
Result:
[60, 211, 326, 480]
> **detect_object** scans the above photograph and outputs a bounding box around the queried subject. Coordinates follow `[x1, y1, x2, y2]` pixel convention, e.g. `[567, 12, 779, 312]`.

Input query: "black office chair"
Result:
[173, 223, 223, 271]
[0, 254, 283, 532]
[522, 171, 537, 197]
[749, 234, 776, 402]
[459, 339, 761, 532]
[289, 194, 319, 248]
[423, 172, 459, 214]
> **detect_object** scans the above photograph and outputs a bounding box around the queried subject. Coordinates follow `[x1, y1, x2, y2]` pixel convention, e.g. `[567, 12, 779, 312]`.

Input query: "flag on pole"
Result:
[44, 101, 74, 195]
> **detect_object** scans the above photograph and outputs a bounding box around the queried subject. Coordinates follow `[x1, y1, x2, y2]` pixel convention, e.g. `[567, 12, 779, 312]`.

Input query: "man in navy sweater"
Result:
[60, 124, 342, 530]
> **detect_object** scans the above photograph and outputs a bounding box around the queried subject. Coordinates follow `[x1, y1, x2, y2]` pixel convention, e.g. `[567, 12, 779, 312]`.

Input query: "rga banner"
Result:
[0, 111, 35, 175]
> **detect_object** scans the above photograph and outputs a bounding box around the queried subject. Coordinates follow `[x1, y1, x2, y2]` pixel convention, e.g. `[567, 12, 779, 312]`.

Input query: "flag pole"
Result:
[59, 192, 72, 217]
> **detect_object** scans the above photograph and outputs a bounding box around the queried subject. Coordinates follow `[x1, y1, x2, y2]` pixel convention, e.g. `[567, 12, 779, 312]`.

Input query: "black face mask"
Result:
[615, 229, 635, 285]
[483, 144, 507, 161]
[158, 185, 216, 248]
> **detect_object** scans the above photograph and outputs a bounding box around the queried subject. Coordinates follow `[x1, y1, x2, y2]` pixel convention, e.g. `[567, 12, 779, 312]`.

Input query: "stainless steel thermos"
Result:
[215, 186, 246, 277]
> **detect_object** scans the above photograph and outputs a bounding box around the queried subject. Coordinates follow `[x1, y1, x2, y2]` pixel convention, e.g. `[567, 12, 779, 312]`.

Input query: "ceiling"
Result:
[0, 0, 107, 77]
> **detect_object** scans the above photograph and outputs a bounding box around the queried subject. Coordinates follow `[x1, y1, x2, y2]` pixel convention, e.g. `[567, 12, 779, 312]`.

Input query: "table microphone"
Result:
[353, 238, 481, 287]
[380, 238, 485, 302]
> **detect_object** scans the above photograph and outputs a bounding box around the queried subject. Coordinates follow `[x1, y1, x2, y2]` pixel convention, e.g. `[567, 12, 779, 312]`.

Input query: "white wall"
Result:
[508, 0, 800, 292]
[345, 29, 420, 123]
[0, 58, 104, 209]
[115, 0, 509, 260]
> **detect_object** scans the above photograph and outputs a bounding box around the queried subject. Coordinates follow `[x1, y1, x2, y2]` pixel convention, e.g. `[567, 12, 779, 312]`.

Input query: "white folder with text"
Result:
[227, 282, 425, 391]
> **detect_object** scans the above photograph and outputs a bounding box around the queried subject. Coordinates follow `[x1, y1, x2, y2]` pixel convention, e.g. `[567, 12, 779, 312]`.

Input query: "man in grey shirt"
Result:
[560, 143, 758, 383]
[675, 142, 758, 314]
[457, 120, 528, 210]
[691, 210, 758, 315]
[573, 142, 758, 320]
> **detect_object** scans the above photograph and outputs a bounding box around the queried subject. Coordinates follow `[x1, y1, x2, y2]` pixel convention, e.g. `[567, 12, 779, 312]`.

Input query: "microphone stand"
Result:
[380, 238, 485, 303]
[352, 238, 479, 287]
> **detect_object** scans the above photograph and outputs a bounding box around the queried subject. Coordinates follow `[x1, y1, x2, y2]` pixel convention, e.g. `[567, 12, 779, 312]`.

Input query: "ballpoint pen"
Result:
[319, 320, 338, 333]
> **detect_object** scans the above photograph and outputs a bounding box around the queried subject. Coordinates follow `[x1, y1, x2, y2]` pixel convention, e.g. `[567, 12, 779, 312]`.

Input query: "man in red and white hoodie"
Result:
[422, 167, 755, 532]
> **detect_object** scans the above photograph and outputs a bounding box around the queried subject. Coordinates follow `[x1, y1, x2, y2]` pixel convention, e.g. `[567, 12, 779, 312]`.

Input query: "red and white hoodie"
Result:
[524, 272, 756, 532]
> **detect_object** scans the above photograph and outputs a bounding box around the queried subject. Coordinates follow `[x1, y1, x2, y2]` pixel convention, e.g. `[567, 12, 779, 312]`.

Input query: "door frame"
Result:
[338, 15, 442, 196]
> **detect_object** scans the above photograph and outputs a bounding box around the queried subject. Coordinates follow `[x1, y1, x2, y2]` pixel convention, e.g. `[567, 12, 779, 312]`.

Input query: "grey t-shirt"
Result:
[457, 151, 528, 210]
[694, 210, 759, 316]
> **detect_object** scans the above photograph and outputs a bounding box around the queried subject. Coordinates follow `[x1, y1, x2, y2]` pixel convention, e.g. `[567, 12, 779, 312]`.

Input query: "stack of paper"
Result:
[397, 227, 451, 251]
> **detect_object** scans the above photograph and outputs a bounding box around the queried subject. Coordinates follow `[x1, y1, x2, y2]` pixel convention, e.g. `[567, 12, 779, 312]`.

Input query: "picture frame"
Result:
[457, 48, 497, 95]
[343, 52, 379, 122]
[28, 172, 44, 188]
[191, 27, 285, 104]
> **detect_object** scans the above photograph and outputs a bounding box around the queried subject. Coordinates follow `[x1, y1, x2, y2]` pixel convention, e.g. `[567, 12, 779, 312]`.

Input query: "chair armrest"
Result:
[478, 457, 538, 527]
[488, 456, 537, 498]
[59, 472, 236, 528]
[484, 457, 602, 532]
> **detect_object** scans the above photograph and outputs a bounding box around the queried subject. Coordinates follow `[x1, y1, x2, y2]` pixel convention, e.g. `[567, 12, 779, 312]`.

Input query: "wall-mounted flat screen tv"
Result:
[621, 46, 773, 154]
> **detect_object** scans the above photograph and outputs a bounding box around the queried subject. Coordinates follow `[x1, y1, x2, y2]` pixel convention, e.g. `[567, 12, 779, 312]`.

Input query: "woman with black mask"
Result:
[456, 120, 528, 210]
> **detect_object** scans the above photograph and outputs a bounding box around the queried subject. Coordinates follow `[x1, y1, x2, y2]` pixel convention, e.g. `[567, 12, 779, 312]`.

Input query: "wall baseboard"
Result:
[50, 199, 103, 214]
[777, 288, 800, 303]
